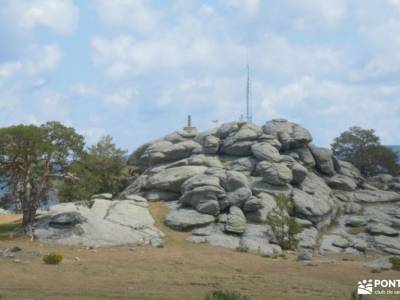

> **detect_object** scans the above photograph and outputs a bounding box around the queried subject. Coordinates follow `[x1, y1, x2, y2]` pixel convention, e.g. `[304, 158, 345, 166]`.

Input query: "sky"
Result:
[0, 0, 400, 152]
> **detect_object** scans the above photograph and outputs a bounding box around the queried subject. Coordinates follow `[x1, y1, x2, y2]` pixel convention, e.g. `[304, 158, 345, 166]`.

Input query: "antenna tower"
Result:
[246, 63, 252, 123]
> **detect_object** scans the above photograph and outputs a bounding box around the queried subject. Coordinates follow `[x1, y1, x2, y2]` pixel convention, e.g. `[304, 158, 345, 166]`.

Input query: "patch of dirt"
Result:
[0, 215, 21, 225]
[0, 205, 398, 300]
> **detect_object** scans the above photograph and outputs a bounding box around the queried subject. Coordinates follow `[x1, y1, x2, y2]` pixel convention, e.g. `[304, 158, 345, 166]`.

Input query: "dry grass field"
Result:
[0, 204, 398, 300]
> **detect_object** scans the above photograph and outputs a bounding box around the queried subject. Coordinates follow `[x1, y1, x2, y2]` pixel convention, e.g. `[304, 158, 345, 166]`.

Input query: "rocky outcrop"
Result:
[34, 199, 163, 247]
[118, 118, 400, 258]
[262, 119, 312, 150]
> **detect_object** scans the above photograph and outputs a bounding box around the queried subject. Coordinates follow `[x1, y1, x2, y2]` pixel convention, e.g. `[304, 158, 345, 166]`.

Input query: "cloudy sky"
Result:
[0, 0, 400, 151]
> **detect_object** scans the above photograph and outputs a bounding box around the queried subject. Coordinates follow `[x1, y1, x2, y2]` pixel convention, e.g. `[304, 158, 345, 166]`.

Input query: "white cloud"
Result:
[253, 33, 346, 79]
[25, 44, 62, 76]
[197, 4, 215, 16]
[36, 89, 69, 120]
[222, 0, 261, 16]
[70, 83, 99, 97]
[352, 14, 400, 81]
[78, 126, 108, 144]
[0, 62, 23, 79]
[90, 0, 159, 34]
[260, 77, 400, 145]
[7, 0, 79, 34]
[285, 0, 347, 30]
[0, 43, 62, 79]
[91, 34, 244, 79]
[104, 88, 137, 106]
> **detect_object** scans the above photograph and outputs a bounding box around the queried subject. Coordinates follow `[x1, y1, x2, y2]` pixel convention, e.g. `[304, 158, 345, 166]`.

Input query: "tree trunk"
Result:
[22, 170, 36, 237]
[22, 202, 36, 237]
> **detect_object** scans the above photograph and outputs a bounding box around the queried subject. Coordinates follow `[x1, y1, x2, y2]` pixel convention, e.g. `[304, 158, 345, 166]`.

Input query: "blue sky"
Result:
[1, 0, 400, 151]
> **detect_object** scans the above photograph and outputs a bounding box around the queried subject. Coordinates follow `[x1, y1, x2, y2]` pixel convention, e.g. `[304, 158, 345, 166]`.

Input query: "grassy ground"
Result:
[0, 215, 21, 240]
[0, 204, 398, 300]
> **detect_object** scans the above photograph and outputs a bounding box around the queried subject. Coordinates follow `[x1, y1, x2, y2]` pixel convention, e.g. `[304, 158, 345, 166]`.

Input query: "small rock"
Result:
[297, 247, 313, 261]
[304, 261, 319, 267]
[13, 259, 21, 263]
[10, 246, 22, 253]
[345, 216, 366, 227]
[150, 238, 164, 248]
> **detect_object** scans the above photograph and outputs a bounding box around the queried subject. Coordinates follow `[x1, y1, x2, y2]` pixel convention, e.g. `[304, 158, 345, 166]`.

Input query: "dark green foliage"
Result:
[389, 256, 400, 271]
[267, 194, 301, 250]
[43, 252, 63, 265]
[58, 135, 129, 202]
[0, 223, 21, 240]
[331, 126, 400, 176]
[204, 289, 250, 300]
[0, 122, 84, 234]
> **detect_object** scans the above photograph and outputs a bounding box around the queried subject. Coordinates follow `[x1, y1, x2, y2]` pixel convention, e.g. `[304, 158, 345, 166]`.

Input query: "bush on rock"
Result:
[267, 194, 301, 250]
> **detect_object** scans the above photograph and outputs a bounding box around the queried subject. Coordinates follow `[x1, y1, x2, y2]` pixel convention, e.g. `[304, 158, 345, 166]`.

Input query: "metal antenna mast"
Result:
[246, 63, 252, 123]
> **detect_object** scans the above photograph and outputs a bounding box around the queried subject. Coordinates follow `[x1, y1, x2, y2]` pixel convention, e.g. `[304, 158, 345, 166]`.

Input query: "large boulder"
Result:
[289, 163, 308, 185]
[225, 206, 246, 234]
[251, 178, 292, 197]
[338, 160, 362, 179]
[367, 223, 399, 237]
[251, 142, 281, 162]
[292, 173, 338, 225]
[309, 145, 336, 176]
[326, 175, 357, 191]
[243, 196, 264, 212]
[165, 208, 215, 231]
[245, 193, 276, 223]
[34, 199, 163, 247]
[292, 146, 316, 167]
[262, 119, 312, 151]
[353, 190, 400, 203]
[194, 129, 220, 154]
[220, 187, 252, 210]
[179, 175, 225, 216]
[373, 236, 400, 255]
[256, 161, 293, 186]
[133, 140, 201, 169]
[144, 166, 207, 193]
[221, 123, 262, 156]
[227, 157, 257, 176]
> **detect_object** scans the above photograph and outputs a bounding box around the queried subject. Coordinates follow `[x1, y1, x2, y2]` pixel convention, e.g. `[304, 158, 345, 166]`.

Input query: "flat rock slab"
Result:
[353, 190, 400, 203]
[0, 208, 10, 215]
[165, 208, 215, 231]
[34, 199, 163, 247]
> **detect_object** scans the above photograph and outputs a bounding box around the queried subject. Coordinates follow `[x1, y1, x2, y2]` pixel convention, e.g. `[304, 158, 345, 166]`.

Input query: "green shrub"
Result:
[0, 223, 21, 240]
[389, 256, 400, 271]
[266, 194, 301, 250]
[43, 252, 64, 265]
[204, 290, 250, 300]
